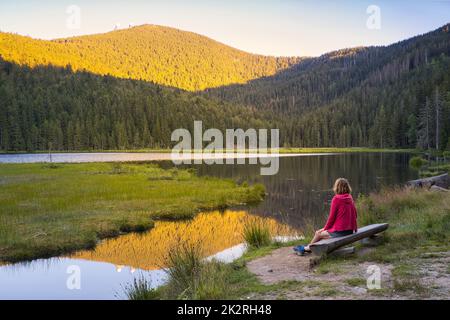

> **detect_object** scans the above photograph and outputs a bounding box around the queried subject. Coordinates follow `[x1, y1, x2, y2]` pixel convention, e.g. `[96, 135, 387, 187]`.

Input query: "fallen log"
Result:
[430, 185, 449, 192]
[406, 173, 450, 189]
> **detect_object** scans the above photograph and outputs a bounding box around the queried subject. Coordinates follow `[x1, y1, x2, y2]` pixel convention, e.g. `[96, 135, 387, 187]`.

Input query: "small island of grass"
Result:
[0, 162, 265, 263]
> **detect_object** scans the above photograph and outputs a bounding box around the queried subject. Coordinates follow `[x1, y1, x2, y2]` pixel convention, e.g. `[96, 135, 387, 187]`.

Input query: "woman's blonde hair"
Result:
[333, 178, 352, 195]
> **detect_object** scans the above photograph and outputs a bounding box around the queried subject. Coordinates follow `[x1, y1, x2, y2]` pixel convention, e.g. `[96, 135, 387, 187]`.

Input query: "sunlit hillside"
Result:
[0, 25, 299, 91]
[70, 210, 299, 270]
[2, 23, 449, 152]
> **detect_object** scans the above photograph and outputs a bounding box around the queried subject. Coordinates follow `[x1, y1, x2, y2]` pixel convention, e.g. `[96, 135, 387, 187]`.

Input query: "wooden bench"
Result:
[309, 223, 389, 256]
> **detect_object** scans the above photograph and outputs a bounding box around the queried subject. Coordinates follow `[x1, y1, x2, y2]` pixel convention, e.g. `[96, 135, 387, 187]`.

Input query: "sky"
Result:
[1, 0, 450, 57]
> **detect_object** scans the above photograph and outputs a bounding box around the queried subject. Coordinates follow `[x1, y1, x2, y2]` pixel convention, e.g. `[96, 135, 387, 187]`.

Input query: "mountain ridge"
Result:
[203, 23, 450, 148]
[1, 23, 450, 151]
[206, 23, 450, 111]
[0, 24, 299, 91]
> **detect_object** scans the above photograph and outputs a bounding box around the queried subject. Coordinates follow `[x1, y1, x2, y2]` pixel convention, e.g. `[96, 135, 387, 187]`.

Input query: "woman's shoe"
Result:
[293, 245, 310, 256]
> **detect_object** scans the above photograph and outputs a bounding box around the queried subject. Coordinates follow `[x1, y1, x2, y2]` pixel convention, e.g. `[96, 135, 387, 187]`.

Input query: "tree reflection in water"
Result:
[70, 210, 298, 270]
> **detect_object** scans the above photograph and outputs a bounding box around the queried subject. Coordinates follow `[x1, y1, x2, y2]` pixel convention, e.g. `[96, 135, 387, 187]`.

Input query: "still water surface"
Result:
[0, 153, 417, 299]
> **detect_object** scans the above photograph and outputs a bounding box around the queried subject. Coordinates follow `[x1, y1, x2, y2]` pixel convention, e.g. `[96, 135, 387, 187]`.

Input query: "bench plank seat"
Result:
[309, 223, 389, 256]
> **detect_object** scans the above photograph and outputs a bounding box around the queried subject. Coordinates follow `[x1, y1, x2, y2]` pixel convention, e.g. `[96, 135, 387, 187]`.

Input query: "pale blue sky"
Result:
[0, 0, 449, 56]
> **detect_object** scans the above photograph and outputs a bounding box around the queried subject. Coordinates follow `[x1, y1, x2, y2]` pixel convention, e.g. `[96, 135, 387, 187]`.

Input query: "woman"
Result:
[295, 178, 358, 255]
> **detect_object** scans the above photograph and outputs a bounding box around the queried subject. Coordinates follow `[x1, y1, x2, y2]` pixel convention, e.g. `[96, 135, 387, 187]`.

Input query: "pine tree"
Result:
[417, 99, 432, 150]
[406, 114, 417, 147]
[434, 88, 441, 150]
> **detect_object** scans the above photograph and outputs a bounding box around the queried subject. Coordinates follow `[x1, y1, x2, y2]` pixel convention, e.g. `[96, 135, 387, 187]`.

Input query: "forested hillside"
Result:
[206, 24, 450, 149]
[1, 24, 450, 151]
[0, 58, 274, 151]
[0, 25, 298, 91]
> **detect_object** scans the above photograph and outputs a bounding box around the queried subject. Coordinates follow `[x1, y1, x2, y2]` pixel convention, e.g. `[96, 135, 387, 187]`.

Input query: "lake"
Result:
[0, 152, 417, 299]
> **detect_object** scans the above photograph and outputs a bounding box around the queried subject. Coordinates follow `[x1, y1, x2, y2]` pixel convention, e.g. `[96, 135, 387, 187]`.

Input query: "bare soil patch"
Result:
[246, 246, 450, 300]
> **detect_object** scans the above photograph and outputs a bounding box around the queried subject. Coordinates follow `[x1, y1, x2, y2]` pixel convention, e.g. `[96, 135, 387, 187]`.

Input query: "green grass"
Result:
[160, 243, 229, 300]
[419, 162, 450, 177]
[242, 218, 272, 248]
[315, 257, 344, 275]
[279, 147, 416, 154]
[393, 278, 428, 295]
[345, 278, 366, 287]
[409, 156, 428, 170]
[355, 201, 450, 264]
[357, 188, 450, 255]
[132, 242, 269, 300]
[122, 275, 160, 300]
[313, 286, 340, 297]
[392, 264, 416, 277]
[323, 187, 449, 297]
[128, 239, 306, 300]
[416, 155, 450, 177]
[0, 162, 264, 262]
[0, 149, 173, 154]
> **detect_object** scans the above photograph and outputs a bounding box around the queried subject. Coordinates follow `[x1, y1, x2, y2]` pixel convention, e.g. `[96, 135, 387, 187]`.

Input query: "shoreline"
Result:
[0, 149, 416, 165]
[134, 185, 450, 300]
[0, 147, 416, 155]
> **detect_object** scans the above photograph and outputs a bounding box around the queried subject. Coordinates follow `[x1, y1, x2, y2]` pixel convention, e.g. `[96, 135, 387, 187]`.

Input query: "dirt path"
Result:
[246, 246, 450, 300]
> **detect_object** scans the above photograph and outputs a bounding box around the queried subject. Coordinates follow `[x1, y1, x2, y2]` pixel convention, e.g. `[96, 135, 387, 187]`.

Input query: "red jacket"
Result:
[323, 194, 358, 233]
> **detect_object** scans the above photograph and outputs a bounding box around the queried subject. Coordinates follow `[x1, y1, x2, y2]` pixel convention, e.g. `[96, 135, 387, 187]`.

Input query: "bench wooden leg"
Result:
[360, 234, 383, 247]
[330, 246, 355, 257]
[309, 256, 323, 269]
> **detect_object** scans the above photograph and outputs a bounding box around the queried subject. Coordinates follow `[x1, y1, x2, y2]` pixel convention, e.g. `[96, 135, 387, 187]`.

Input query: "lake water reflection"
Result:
[0, 153, 417, 299]
[69, 210, 298, 270]
[0, 210, 297, 299]
[188, 153, 418, 228]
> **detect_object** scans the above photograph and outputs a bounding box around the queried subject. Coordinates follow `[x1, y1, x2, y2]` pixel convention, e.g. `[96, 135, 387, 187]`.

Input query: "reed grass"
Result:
[242, 217, 272, 248]
[122, 275, 160, 300]
[356, 187, 450, 262]
[155, 242, 229, 300]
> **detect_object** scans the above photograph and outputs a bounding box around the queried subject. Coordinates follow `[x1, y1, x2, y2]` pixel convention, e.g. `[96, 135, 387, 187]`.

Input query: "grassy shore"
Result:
[0, 162, 265, 263]
[129, 187, 450, 300]
[406, 149, 450, 175]
[278, 147, 416, 154]
[0, 147, 416, 155]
